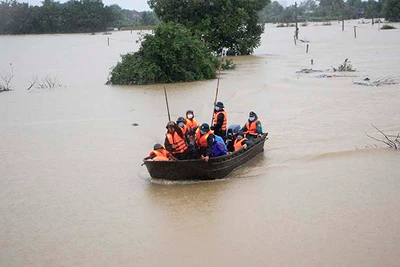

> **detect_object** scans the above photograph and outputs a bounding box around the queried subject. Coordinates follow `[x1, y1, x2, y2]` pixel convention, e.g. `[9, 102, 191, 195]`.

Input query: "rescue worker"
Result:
[164, 121, 188, 160]
[233, 131, 252, 152]
[145, 143, 171, 161]
[196, 123, 214, 162]
[211, 101, 227, 138]
[176, 117, 187, 136]
[241, 111, 263, 141]
[185, 110, 199, 132]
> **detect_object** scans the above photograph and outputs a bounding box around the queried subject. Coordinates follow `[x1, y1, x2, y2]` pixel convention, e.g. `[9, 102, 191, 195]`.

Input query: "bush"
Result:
[107, 22, 219, 85]
[381, 24, 396, 30]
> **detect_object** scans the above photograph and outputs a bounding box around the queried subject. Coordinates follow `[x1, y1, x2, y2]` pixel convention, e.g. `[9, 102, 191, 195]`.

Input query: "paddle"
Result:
[164, 85, 171, 121]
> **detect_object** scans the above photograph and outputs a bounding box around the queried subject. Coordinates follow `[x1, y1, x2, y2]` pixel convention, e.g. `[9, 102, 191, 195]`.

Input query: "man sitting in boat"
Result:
[145, 143, 171, 161]
[211, 101, 228, 138]
[176, 117, 188, 136]
[233, 131, 252, 152]
[196, 123, 214, 162]
[164, 121, 188, 160]
[185, 110, 199, 132]
[241, 111, 263, 141]
[225, 124, 241, 152]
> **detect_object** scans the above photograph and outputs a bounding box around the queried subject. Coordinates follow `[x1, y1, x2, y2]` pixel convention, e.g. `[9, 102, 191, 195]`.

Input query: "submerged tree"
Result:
[107, 22, 219, 85]
[148, 0, 270, 56]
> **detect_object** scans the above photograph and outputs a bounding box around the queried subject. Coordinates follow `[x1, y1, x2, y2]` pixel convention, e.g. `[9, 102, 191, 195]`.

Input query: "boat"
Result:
[142, 133, 268, 181]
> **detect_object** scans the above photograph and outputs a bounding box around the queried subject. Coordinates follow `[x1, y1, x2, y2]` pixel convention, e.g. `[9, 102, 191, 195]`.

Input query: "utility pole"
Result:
[295, 2, 299, 40]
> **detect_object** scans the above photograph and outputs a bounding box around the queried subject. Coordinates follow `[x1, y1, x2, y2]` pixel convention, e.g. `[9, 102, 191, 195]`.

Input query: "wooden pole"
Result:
[342, 19, 344, 31]
[164, 86, 171, 122]
[306, 44, 309, 53]
[353, 26, 357, 38]
[295, 2, 298, 40]
[108, 37, 110, 46]
[211, 62, 222, 125]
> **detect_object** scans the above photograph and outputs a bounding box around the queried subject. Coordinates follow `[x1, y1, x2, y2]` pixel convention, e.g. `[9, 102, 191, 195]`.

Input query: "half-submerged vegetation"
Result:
[107, 23, 219, 85]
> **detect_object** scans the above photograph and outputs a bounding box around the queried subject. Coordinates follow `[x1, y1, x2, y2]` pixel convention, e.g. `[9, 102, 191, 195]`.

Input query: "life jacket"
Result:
[149, 149, 169, 159]
[213, 110, 227, 131]
[234, 138, 248, 151]
[179, 124, 187, 136]
[244, 119, 260, 136]
[153, 156, 170, 161]
[195, 128, 213, 148]
[185, 118, 199, 131]
[212, 135, 228, 157]
[166, 131, 188, 154]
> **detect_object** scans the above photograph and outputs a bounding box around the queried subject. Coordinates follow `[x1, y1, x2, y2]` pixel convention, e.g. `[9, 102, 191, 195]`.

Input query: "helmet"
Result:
[153, 143, 163, 150]
[249, 111, 256, 117]
[200, 123, 210, 132]
[177, 117, 186, 124]
[215, 101, 224, 108]
[186, 110, 194, 115]
[166, 121, 175, 128]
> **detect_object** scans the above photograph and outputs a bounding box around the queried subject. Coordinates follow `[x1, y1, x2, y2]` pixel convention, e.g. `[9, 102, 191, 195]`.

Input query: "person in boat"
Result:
[164, 121, 188, 160]
[145, 143, 171, 161]
[196, 123, 214, 162]
[241, 111, 263, 141]
[225, 124, 241, 152]
[176, 117, 187, 136]
[185, 110, 199, 132]
[233, 131, 252, 152]
[211, 101, 227, 138]
[178, 116, 199, 159]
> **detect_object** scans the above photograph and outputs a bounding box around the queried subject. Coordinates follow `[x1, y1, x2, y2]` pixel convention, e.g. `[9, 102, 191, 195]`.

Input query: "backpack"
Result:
[212, 135, 228, 157]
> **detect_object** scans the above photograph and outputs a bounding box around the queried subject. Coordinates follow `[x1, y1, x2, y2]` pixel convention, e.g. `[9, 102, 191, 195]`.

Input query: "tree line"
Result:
[260, 0, 400, 24]
[0, 0, 159, 35]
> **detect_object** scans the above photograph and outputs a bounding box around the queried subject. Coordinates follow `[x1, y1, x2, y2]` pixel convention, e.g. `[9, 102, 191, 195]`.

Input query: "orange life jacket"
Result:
[179, 124, 187, 136]
[149, 149, 170, 159]
[244, 119, 260, 136]
[234, 138, 248, 151]
[213, 110, 227, 131]
[185, 118, 199, 131]
[166, 131, 188, 154]
[153, 156, 170, 161]
[195, 128, 213, 148]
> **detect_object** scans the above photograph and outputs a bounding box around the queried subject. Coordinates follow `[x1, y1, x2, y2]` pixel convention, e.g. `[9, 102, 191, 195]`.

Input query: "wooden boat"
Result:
[143, 133, 268, 181]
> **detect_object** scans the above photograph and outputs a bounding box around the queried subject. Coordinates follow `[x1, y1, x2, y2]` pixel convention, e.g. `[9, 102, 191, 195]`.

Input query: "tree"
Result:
[148, 0, 270, 56]
[259, 1, 284, 23]
[108, 22, 219, 85]
[384, 0, 400, 21]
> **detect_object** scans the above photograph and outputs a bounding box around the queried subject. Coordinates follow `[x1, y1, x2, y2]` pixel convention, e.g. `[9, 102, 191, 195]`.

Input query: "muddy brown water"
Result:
[1, 22, 400, 266]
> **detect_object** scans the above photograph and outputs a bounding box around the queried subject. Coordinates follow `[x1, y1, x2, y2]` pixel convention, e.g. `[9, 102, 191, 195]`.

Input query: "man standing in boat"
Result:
[211, 101, 228, 138]
[196, 123, 214, 162]
[164, 121, 188, 160]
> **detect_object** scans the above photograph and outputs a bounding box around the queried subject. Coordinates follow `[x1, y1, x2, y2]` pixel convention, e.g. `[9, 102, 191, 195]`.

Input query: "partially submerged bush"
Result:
[381, 24, 396, 30]
[220, 58, 236, 70]
[107, 22, 219, 85]
[333, 58, 356, 72]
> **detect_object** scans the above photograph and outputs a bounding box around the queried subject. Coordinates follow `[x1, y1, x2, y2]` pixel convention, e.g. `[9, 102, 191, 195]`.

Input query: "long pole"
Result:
[211, 61, 222, 125]
[164, 85, 171, 121]
[295, 2, 298, 40]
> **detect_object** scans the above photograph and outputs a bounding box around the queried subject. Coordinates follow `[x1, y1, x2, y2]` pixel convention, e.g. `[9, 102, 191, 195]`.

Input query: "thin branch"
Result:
[371, 124, 397, 149]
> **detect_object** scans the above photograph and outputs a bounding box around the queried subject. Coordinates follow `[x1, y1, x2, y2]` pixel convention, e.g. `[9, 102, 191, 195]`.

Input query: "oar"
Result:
[164, 85, 171, 122]
[211, 61, 222, 125]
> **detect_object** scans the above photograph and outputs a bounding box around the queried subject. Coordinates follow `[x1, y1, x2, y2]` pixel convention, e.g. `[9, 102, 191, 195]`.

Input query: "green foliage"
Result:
[381, 24, 396, 29]
[334, 59, 356, 72]
[384, 0, 400, 22]
[148, 0, 270, 56]
[220, 58, 236, 70]
[0, 0, 159, 34]
[108, 22, 219, 85]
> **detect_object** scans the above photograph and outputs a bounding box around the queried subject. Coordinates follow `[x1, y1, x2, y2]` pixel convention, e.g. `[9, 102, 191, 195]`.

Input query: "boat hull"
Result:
[143, 133, 268, 181]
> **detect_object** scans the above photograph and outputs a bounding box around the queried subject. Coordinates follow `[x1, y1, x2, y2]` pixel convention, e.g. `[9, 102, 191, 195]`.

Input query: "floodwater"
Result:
[1, 21, 400, 266]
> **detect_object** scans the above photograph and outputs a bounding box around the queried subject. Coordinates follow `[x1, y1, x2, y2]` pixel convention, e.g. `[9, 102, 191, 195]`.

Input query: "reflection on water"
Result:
[1, 21, 400, 266]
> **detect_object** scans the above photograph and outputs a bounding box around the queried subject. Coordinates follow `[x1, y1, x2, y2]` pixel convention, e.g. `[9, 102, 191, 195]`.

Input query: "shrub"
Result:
[381, 24, 396, 30]
[108, 22, 219, 85]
